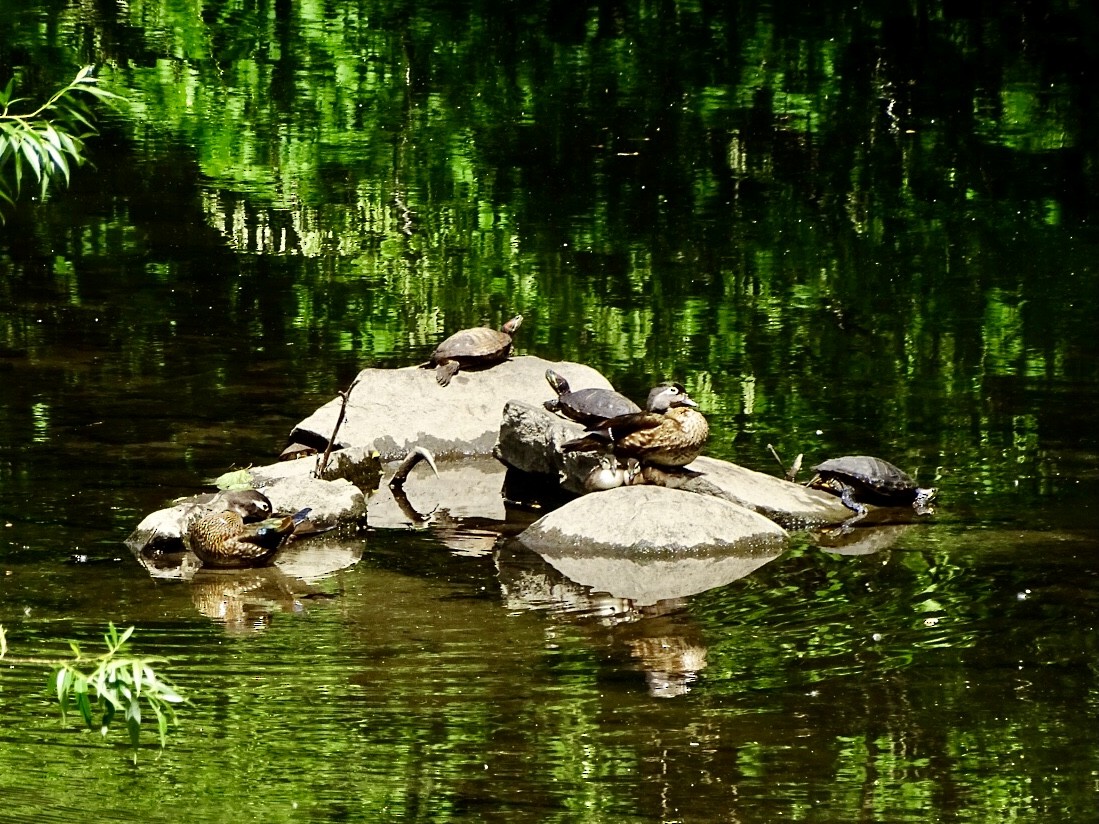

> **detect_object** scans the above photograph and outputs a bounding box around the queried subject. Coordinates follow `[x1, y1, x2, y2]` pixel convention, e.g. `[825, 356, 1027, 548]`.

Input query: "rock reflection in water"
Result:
[497, 543, 727, 698]
[530, 544, 785, 607]
[813, 524, 913, 555]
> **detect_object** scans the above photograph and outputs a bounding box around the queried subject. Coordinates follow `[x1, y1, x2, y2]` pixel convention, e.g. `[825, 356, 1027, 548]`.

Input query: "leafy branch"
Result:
[0, 66, 120, 215]
[0, 622, 184, 762]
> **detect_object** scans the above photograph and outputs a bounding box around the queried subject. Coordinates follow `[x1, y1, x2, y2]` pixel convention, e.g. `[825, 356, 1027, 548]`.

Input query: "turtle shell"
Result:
[811, 455, 920, 505]
[424, 315, 523, 386]
[544, 369, 641, 425]
[432, 326, 513, 363]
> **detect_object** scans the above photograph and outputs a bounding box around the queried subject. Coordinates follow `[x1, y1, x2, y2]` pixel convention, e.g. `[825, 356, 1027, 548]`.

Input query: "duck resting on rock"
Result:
[561, 382, 709, 470]
[583, 454, 643, 492]
[187, 504, 313, 570]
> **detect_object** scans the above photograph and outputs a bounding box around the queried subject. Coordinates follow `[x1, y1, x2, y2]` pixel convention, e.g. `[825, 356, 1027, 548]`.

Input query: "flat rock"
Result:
[496, 400, 853, 527]
[289, 356, 614, 460]
[518, 485, 788, 557]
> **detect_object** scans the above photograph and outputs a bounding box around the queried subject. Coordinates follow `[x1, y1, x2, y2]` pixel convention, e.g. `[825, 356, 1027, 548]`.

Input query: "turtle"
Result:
[561, 382, 709, 468]
[543, 369, 641, 425]
[421, 314, 523, 386]
[807, 455, 937, 528]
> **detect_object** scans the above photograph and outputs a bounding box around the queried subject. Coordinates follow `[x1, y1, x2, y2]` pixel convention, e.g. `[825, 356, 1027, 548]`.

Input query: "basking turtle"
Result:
[561, 382, 709, 468]
[807, 455, 936, 528]
[543, 369, 641, 425]
[187, 507, 312, 569]
[421, 314, 523, 386]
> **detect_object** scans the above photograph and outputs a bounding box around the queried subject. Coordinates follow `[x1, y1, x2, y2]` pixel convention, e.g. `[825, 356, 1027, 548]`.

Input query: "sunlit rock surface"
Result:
[518, 485, 787, 558]
[289, 356, 614, 460]
[496, 400, 852, 526]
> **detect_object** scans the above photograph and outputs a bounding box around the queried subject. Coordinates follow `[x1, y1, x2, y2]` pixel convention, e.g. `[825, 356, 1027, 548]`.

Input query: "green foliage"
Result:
[0, 622, 184, 762]
[0, 66, 119, 216]
[213, 468, 256, 491]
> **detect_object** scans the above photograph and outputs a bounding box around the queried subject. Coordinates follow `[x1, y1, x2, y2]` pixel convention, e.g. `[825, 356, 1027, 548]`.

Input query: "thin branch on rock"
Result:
[314, 378, 359, 478]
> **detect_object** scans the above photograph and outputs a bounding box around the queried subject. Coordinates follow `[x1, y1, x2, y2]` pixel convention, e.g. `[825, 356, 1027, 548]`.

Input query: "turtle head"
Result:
[913, 486, 937, 515]
[545, 368, 569, 395]
[502, 315, 523, 335]
[646, 382, 697, 413]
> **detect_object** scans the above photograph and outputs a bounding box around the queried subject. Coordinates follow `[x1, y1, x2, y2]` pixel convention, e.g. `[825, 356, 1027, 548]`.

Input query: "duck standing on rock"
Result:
[187, 506, 313, 570]
[421, 314, 523, 386]
[561, 382, 709, 469]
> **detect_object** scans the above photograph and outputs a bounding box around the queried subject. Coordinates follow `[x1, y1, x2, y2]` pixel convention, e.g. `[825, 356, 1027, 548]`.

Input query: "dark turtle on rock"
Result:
[543, 369, 641, 425]
[421, 314, 523, 386]
[807, 455, 936, 528]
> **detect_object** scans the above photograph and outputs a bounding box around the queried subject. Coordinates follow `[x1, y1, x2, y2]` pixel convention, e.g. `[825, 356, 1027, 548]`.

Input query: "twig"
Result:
[313, 378, 359, 478]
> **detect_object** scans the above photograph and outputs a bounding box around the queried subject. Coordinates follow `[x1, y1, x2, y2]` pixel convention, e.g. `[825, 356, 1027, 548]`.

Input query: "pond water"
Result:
[2, 1, 1098, 821]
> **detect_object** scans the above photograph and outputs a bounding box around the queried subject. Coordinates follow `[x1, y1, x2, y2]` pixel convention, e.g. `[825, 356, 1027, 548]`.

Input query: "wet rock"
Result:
[518, 485, 787, 560]
[495, 400, 853, 527]
[250, 444, 383, 496]
[126, 449, 375, 574]
[288, 356, 615, 461]
[368, 454, 508, 531]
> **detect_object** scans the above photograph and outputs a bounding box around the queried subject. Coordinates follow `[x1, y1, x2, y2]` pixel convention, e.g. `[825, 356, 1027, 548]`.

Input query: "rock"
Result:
[250, 445, 383, 494]
[125, 449, 375, 575]
[288, 356, 615, 461]
[495, 400, 855, 527]
[518, 485, 787, 555]
[368, 455, 508, 531]
[253, 474, 367, 529]
[516, 487, 786, 604]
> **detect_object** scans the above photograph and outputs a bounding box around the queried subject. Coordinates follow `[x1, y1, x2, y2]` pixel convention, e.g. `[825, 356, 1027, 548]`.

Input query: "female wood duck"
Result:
[562, 382, 709, 468]
[187, 505, 312, 570]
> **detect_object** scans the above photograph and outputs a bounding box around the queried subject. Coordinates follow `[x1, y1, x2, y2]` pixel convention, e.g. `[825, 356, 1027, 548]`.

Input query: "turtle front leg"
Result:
[838, 485, 869, 527]
[435, 360, 461, 386]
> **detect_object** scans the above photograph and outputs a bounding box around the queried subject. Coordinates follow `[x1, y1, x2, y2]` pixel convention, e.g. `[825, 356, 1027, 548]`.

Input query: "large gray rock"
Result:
[496, 400, 853, 527]
[518, 485, 787, 557]
[289, 356, 614, 461]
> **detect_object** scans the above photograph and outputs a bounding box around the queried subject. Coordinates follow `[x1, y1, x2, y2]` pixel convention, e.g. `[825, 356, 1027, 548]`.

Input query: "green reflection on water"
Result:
[1, 0, 1098, 821]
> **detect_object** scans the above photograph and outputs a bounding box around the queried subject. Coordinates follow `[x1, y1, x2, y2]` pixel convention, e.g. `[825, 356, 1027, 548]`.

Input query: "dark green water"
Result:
[2, 1, 1098, 821]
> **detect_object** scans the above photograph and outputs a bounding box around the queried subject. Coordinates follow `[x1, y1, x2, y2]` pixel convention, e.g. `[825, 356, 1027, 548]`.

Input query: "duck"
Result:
[187, 505, 312, 570]
[583, 454, 642, 492]
[561, 382, 709, 468]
